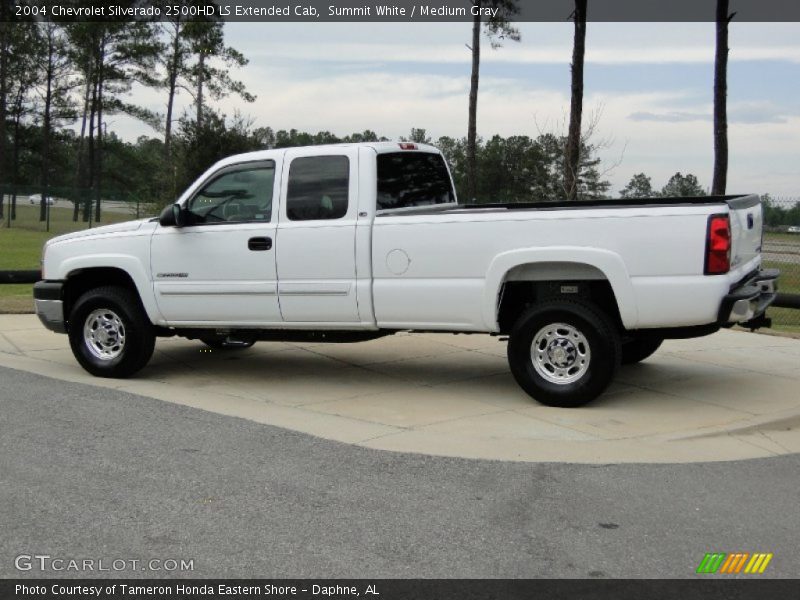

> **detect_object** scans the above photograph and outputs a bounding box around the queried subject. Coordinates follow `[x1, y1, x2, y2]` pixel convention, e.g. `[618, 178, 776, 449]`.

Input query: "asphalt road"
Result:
[1, 366, 798, 579]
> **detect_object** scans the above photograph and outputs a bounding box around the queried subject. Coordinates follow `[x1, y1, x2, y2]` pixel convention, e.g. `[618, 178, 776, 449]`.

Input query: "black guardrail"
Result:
[0, 270, 40, 284]
[774, 293, 800, 310]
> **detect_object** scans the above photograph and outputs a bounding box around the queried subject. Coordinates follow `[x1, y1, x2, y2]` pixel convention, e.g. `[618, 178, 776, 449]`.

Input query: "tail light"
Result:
[705, 214, 731, 275]
[398, 142, 417, 150]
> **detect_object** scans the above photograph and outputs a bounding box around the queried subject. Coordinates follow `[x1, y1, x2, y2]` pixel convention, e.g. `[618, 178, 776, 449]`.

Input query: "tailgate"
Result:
[726, 195, 763, 270]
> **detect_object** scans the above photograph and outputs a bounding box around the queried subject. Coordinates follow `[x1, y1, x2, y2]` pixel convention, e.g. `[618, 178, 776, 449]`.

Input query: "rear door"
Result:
[276, 148, 360, 322]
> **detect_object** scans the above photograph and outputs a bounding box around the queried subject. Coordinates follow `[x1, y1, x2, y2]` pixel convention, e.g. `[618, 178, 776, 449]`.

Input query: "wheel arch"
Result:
[61, 263, 160, 328]
[483, 247, 638, 332]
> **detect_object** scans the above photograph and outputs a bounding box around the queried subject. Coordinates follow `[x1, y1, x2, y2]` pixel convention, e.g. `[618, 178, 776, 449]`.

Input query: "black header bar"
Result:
[6, 0, 800, 23]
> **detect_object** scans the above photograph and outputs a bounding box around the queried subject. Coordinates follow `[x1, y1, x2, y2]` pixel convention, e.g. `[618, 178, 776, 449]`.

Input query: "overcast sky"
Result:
[118, 21, 799, 196]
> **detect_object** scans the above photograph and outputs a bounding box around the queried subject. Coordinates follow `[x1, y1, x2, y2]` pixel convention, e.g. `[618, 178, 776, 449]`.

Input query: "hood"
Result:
[48, 219, 150, 244]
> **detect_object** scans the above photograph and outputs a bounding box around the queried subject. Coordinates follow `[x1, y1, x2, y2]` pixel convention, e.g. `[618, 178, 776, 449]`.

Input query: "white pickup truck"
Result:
[34, 142, 779, 407]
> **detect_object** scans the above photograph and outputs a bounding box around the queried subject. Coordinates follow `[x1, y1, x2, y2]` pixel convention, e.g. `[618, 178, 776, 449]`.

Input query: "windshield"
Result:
[377, 152, 456, 211]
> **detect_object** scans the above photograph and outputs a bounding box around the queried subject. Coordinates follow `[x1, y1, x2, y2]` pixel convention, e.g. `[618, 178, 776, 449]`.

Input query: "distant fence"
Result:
[0, 184, 159, 234]
[761, 197, 800, 329]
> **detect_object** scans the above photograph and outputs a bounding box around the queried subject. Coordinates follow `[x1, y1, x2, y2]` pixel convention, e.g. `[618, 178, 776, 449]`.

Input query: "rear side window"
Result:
[377, 152, 456, 211]
[286, 156, 349, 221]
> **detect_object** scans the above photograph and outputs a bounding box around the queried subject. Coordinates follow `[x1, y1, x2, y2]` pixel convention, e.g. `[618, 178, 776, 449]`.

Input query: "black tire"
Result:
[67, 286, 155, 378]
[621, 336, 663, 365]
[507, 300, 621, 408]
[200, 337, 255, 350]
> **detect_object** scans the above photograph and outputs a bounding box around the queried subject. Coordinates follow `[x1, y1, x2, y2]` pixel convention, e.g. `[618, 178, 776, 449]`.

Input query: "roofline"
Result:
[217, 141, 441, 165]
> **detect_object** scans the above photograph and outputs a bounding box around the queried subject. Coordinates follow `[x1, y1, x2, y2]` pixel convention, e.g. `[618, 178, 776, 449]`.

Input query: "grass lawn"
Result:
[0, 228, 51, 270]
[764, 260, 799, 294]
[4, 202, 138, 235]
[760, 308, 800, 334]
[0, 227, 52, 313]
[1, 204, 139, 272]
[0, 285, 33, 313]
[762, 260, 800, 333]
[0, 204, 138, 313]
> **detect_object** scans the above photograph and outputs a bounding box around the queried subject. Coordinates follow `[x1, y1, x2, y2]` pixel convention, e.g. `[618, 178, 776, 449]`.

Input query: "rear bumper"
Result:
[33, 281, 66, 334]
[717, 268, 779, 328]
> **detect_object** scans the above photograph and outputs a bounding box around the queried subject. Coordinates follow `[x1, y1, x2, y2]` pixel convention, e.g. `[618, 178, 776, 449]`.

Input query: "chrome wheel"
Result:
[83, 308, 126, 361]
[531, 322, 591, 385]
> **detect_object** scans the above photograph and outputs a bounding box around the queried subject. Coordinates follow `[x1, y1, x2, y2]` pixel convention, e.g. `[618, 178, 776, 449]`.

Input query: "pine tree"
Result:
[564, 0, 588, 200]
[466, 1, 520, 203]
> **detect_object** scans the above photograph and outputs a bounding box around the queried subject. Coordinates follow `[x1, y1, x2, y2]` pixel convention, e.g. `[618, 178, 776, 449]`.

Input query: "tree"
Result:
[186, 20, 255, 128]
[5, 20, 41, 221]
[403, 128, 432, 144]
[66, 24, 96, 222]
[0, 1, 10, 220]
[435, 135, 468, 198]
[342, 130, 384, 143]
[713, 0, 735, 195]
[173, 109, 267, 196]
[159, 14, 191, 162]
[466, 0, 520, 203]
[68, 20, 160, 221]
[661, 172, 706, 197]
[761, 195, 800, 229]
[620, 173, 656, 198]
[36, 22, 75, 222]
[437, 132, 610, 204]
[102, 133, 165, 212]
[157, 3, 253, 198]
[564, 0, 588, 200]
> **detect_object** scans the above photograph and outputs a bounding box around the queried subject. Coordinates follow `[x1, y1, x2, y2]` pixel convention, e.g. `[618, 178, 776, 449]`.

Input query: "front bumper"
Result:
[717, 268, 780, 329]
[33, 281, 66, 333]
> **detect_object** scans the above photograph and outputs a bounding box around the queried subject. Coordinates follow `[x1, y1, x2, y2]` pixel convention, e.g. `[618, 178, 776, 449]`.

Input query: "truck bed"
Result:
[379, 195, 760, 217]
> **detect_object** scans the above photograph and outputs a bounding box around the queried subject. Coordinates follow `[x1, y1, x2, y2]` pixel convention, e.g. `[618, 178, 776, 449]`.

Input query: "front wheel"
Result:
[68, 286, 155, 378]
[507, 300, 621, 408]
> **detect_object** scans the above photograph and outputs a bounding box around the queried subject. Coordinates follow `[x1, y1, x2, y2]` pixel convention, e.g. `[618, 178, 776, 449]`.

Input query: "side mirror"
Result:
[159, 203, 186, 227]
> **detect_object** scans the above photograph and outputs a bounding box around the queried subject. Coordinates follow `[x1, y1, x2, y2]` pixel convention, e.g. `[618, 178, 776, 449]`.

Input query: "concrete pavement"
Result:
[1, 314, 799, 464]
[2, 366, 799, 578]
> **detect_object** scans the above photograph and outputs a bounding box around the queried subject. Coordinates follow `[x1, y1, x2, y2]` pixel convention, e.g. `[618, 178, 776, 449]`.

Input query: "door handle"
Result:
[248, 237, 272, 251]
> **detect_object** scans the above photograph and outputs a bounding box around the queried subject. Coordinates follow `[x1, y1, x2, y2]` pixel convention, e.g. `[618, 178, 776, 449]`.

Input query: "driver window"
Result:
[188, 162, 275, 224]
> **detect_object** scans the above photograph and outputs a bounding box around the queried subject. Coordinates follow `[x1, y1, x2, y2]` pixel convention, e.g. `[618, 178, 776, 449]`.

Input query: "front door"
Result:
[276, 149, 360, 322]
[151, 159, 282, 325]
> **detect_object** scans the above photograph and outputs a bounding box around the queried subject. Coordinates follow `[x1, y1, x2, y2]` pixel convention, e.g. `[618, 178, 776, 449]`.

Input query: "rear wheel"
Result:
[621, 336, 663, 365]
[507, 300, 621, 408]
[68, 286, 155, 378]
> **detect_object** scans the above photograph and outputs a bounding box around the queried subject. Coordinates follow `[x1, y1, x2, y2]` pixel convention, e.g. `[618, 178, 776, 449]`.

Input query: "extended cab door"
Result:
[276, 147, 360, 322]
[150, 159, 282, 324]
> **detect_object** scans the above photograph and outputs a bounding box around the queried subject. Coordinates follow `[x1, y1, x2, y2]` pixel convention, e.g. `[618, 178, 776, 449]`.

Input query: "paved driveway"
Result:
[1, 315, 799, 463]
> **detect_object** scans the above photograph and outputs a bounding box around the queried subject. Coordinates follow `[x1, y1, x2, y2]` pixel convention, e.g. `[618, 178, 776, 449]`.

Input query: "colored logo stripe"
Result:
[719, 553, 749, 573]
[697, 553, 726, 573]
[744, 553, 773, 574]
[697, 552, 773, 574]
